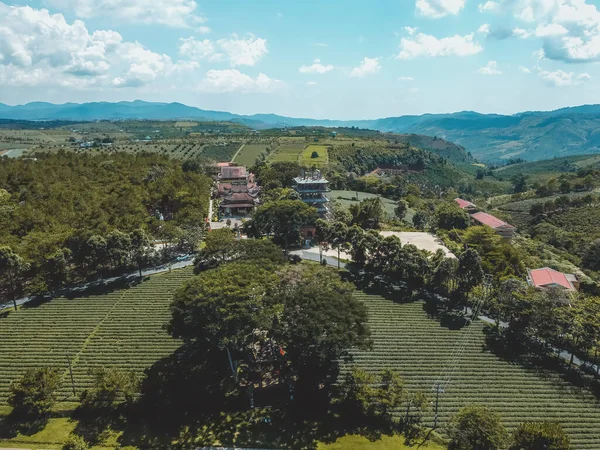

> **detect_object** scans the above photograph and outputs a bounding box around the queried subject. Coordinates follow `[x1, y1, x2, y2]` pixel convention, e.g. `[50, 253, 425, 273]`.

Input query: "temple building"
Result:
[214, 164, 260, 217]
[293, 170, 330, 216]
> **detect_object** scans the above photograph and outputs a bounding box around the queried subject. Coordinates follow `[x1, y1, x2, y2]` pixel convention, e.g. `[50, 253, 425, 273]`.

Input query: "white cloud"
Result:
[478, 24, 491, 36]
[47, 0, 206, 28]
[477, 60, 502, 74]
[0, 2, 198, 89]
[416, 0, 466, 18]
[519, 65, 532, 73]
[513, 27, 533, 38]
[216, 35, 268, 66]
[510, 0, 600, 63]
[299, 59, 334, 74]
[397, 33, 483, 59]
[178, 37, 218, 61]
[409, 87, 420, 92]
[178, 34, 268, 66]
[197, 26, 211, 34]
[399, 76, 415, 81]
[314, 43, 328, 47]
[200, 69, 281, 93]
[306, 81, 318, 86]
[538, 68, 591, 86]
[404, 26, 419, 36]
[349, 57, 381, 77]
[478, 1, 501, 13]
[535, 23, 568, 37]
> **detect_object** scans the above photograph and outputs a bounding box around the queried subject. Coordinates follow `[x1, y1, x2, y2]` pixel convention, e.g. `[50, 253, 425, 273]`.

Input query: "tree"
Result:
[329, 221, 350, 269]
[0, 246, 29, 310]
[130, 229, 151, 277]
[510, 421, 571, 450]
[168, 262, 280, 379]
[8, 367, 62, 419]
[395, 200, 408, 221]
[530, 203, 544, 217]
[63, 435, 88, 450]
[412, 210, 429, 230]
[337, 367, 378, 421]
[513, 174, 528, 193]
[457, 248, 484, 300]
[311, 151, 319, 158]
[449, 405, 508, 450]
[80, 368, 140, 411]
[436, 204, 470, 230]
[582, 239, 600, 271]
[275, 264, 370, 395]
[251, 200, 318, 251]
[351, 197, 385, 229]
[377, 368, 405, 427]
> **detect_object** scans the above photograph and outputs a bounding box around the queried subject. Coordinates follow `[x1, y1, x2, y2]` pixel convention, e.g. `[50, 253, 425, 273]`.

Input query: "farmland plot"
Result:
[0, 267, 194, 404]
[271, 143, 305, 163]
[233, 144, 268, 167]
[300, 145, 329, 167]
[346, 293, 600, 450]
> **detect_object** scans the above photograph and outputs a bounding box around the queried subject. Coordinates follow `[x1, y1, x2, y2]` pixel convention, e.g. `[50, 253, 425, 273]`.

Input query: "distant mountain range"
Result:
[3, 100, 600, 162]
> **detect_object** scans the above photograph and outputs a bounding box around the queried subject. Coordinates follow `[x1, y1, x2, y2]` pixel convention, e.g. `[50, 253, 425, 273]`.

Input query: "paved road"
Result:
[291, 248, 347, 269]
[1, 256, 195, 311]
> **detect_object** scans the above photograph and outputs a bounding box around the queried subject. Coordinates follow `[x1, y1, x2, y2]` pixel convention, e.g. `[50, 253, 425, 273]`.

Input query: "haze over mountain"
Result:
[2, 101, 600, 162]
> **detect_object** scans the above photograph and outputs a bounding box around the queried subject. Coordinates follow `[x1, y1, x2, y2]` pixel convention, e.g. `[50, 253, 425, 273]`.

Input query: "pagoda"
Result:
[293, 169, 330, 216]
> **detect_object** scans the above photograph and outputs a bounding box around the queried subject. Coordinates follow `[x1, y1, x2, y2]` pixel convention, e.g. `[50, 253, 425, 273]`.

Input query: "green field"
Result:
[0, 268, 193, 405]
[271, 143, 306, 163]
[346, 293, 600, 449]
[233, 143, 268, 166]
[299, 145, 329, 167]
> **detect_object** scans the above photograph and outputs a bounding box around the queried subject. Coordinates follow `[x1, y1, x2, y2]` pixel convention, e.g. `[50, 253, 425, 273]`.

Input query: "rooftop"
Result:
[471, 212, 515, 230]
[221, 166, 247, 179]
[455, 198, 476, 209]
[528, 267, 576, 291]
[294, 176, 329, 184]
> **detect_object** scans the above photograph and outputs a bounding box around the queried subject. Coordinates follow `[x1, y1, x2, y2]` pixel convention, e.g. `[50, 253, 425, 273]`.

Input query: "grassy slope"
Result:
[494, 155, 600, 183]
[347, 293, 600, 450]
[234, 143, 267, 167]
[318, 434, 445, 450]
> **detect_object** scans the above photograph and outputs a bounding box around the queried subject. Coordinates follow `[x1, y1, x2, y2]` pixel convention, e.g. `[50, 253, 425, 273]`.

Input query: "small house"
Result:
[470, 212, 517, 241]
[527, 268, 579, 292]
[455, 198, 478, 213]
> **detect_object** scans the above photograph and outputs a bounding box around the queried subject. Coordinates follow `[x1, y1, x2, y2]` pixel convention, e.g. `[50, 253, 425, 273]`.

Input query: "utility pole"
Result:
[66, 354, 76, 396]
[432, 382, 444, 429]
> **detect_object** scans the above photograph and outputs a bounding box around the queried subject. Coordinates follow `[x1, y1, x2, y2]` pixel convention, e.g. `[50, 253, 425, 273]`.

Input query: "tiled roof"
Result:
[471, 212, 515, 230]
[455, 198, 476, 209]
[529, 267, 575, 290]
[221, 166, 247, 179]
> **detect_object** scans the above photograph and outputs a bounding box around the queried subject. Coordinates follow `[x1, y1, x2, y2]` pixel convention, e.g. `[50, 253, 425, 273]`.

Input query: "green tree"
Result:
[582, 239, 600, 271]
[275, 264, 370, 394]
[449, 405, 508, 450]
[436, 204, 471, 230]
[457, 248, 484, 301]
[509, 421, 571, 450]
[337, 366, 377, 420]
[530, 203, 544, 217]
[0, 246, 29, 310]
[130, 229, 151, 277]
[377, 368, 405, 427]
[395, 200, 408, 221]
[412, 210, 430, 230]
[8, 367, 62, 419]
[513, 174, 528, 193]
[351, 197, 385, 229]
[80, 368, 140, 411]
[168, 262, 280, 379]
[251, 200, 318, 251]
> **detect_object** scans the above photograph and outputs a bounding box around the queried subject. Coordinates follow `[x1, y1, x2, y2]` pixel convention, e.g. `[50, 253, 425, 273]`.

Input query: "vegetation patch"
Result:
[300, 145, 329, 167]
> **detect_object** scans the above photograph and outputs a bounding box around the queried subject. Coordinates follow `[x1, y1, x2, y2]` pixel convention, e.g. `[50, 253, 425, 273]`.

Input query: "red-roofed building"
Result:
[470, 211, 517, 241]
[219, 192, 259, 216]
[455, 198, 477, 212]
[220, 165, 247, 182]
[527, 268, 579, 292]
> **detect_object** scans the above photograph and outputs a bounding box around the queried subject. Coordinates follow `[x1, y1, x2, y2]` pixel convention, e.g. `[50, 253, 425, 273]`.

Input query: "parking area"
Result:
[379, 231, 456, 259]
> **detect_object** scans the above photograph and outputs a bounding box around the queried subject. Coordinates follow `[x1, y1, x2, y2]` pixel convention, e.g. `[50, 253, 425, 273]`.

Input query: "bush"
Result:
[509, 421, 571, 450]
[63, 434, 88, 450]
[311, 151, 319, 159]
[8, 367, 62, 419]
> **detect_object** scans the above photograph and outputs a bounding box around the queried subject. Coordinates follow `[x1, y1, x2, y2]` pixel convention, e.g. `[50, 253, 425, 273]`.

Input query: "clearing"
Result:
[329, 190, 404, 221]
[379, 231, 456, 258]
[299, 145, 329, 167]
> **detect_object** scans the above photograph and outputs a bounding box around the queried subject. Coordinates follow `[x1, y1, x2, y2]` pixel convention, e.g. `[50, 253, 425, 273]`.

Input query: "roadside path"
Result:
[0, 256, 195, 311]
[230, 143, 245, 163]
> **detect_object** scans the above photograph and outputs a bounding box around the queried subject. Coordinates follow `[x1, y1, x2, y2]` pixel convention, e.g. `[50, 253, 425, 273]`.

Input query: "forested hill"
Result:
[4, 101, 600, 162]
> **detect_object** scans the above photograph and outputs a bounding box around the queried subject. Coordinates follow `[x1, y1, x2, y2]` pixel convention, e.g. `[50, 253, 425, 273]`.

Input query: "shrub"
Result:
[8, 367, 62, 419]
[63, 434, 88, 450]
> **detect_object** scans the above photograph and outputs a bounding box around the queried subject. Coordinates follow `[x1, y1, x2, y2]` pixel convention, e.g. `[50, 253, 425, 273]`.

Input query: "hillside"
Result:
[5, 101, 600, 161]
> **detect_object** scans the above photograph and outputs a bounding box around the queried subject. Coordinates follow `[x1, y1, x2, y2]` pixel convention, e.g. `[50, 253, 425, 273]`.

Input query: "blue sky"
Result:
[1, 0, 600, 119]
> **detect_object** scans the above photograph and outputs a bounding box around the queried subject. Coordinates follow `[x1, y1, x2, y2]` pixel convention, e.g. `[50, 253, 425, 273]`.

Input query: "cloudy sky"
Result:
[1, 0, 600, 119]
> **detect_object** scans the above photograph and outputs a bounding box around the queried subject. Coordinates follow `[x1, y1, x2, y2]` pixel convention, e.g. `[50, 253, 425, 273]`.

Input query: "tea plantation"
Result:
[346, 293, 600, 450]
[0, 267, 194, 404]
[2, 270, 600, 449]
